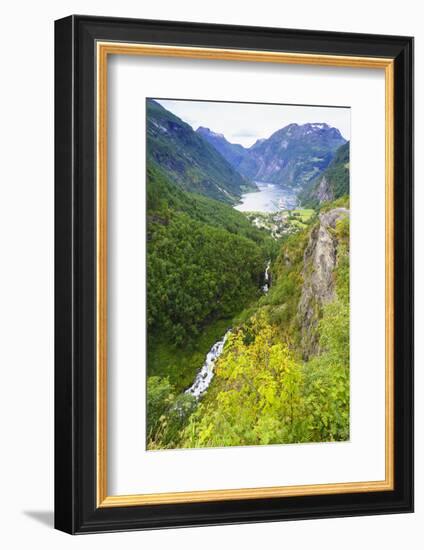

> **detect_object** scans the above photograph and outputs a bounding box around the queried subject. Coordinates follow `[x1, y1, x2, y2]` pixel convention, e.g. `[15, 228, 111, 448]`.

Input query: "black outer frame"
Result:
[54, 15, 414, 534]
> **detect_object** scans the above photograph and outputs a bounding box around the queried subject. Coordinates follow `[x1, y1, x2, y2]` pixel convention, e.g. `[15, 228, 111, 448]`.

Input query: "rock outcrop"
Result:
[297, 208, 349, 359]
[312, 175, 334, 204]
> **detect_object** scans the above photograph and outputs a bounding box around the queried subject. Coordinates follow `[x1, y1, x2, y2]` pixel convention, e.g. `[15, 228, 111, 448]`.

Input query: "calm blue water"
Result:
[234, 181, 299, 213]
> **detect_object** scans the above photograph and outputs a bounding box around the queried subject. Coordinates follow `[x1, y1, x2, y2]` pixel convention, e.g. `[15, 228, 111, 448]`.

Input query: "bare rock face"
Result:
[298, 208, 349, 359]
[313, 175, 334, 203]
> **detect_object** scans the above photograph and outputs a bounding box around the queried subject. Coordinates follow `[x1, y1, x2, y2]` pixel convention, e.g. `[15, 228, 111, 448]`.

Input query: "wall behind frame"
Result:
[0, 0, 419, 548]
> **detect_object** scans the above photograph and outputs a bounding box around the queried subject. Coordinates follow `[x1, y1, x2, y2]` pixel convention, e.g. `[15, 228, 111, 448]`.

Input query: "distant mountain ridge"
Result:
[197, 122, 346, 189]
[196, 127, 247, 170]
[147, 100, 255, 204]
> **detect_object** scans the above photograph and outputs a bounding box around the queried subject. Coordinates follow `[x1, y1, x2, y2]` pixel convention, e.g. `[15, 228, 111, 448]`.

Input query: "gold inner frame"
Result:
[96, 42, 395, 508]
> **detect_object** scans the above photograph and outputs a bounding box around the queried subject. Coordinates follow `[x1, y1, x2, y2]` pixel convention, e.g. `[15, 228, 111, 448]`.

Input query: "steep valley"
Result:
[146, 100, 350, 450]
[197, 122, 346, 189]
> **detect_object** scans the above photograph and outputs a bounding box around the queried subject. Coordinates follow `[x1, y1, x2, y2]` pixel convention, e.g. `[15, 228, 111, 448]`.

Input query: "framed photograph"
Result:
[54, 15, 413, 534]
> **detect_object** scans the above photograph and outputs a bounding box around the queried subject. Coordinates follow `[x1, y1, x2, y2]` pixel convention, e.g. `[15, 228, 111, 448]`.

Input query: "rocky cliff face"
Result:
[297, 208, 349, 359]
[313, 175, 334, 203]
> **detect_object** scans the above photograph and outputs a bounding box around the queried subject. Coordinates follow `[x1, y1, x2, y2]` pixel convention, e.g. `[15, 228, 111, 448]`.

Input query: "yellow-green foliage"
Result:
[261, 228, 310, 346]
[147, 376, 197, 449]
[182, 314, 308, 447]
[182, 299, 349, 448]
[148, 211, 350, 450]
[289, 209, 315, 222]
[232, 228, 309, 349]
[302, 297, 349, 441]
[320, 194, 350, 212]
[181, 217, 350, 448]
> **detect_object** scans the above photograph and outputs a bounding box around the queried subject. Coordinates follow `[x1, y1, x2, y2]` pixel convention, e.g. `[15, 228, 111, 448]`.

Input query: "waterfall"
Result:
[262, 260, 271, 293]
[184, 261, 270, 400]
[185, 330, 232, 399]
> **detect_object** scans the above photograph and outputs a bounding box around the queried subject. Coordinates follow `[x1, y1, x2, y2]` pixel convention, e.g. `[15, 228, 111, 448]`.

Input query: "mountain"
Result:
[146, 100, 255, 204]
[298, 141, 350, 208]
[197, 122, 346, 190]
[196, 127, 248, 170]
[237, 123, 347, 188]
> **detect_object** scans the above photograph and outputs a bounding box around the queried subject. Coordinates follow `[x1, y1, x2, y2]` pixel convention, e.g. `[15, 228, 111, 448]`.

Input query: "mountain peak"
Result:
[235, 122, 346, 187]
[305, 122, 330, 129]
[276, 122, 343, 138]
[300, 122, 343, 137]
[196, 126, 226, 140]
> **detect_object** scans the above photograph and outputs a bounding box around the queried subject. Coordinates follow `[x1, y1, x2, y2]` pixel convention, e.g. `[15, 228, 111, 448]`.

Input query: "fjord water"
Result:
[235, 181, 299, 212]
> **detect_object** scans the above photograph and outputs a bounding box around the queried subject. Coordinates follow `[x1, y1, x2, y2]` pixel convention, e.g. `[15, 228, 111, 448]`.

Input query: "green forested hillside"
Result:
[146, 166, 275, 407]
[182, 211, 349, 447]
[147, 209, 265, 344]
[299, 142, 350, 208]
[324, 141, 350, 197]
[147, 164, 271, 246]
[147, 100, 255, 204]
[148, 194, 350, 449]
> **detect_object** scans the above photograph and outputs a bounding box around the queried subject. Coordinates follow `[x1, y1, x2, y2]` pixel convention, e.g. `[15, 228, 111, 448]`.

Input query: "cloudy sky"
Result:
[156, 99, 350, 147]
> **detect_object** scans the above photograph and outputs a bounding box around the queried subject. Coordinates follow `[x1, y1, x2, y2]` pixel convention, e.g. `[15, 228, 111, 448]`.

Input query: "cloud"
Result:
[233, 130, 258, 138]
